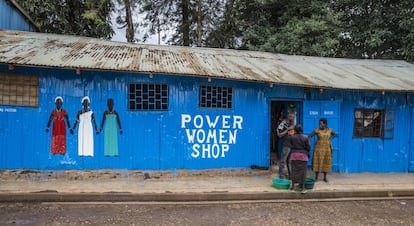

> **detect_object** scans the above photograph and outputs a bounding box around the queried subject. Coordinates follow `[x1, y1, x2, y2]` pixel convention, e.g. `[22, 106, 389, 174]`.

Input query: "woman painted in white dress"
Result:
[71, 96, 99, 156]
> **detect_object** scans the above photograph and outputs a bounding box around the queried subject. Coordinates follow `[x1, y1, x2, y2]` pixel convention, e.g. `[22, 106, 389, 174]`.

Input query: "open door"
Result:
[270, 101, 301, 165]
[303, 101, 341, 172]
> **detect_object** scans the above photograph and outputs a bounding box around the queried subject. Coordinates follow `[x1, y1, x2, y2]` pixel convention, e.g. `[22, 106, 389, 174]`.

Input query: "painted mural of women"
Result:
[70, 96, 99, 156]
[99, 98, 122, 156]
[46, 96, 71, 155]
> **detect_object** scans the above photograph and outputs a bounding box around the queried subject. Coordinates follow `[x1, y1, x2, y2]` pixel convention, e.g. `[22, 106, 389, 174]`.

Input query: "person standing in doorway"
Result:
[46, 96, 71, 155]
[309, 118, 336, 182]
[100, 98, 123, 156]
[71, 96, 99, 156]
[277, 113, 295, 179]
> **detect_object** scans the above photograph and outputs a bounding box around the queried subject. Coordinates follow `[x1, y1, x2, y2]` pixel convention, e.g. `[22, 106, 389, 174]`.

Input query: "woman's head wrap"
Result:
[55, 96, 63, 103]
[81, 96, 90, 104]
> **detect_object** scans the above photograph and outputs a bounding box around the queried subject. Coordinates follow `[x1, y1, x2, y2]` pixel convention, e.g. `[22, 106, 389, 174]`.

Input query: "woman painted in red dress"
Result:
[46, 96, 71, 154]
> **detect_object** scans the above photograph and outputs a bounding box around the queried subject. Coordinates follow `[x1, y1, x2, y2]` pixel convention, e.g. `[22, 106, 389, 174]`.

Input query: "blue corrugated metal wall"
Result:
[410, 96, 414, 171]
[0, 64, 412, 172]
[0, 0, 37, 32]
[310, 89, 410, 172]
[0, 65, 283, 170]
[303, 101, 341, 172]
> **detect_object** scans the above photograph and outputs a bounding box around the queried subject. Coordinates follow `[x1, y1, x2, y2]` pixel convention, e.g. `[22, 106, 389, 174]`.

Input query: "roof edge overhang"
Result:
[2, 62, 413, 94]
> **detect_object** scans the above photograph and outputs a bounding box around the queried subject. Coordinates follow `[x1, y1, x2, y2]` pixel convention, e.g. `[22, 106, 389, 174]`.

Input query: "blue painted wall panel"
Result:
[303, 101, 341, 171]
[1, 66, 274, 170]
[410, 107, 414, 171]
[340, 99, 362, 173]
[303, 101, 320, 168]
[311, 89, 411, 173]
[0, 0, 37, 32]
[382, 104, 410, 172]
[0, 64, 412, 172]
[179, 82, 269, 170]
[359, 139, 380, 172]
[341, 92, 411, 172]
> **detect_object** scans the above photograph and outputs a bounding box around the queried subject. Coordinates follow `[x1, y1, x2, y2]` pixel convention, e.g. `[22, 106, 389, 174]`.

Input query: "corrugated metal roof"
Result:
[0, 30, 413, 91]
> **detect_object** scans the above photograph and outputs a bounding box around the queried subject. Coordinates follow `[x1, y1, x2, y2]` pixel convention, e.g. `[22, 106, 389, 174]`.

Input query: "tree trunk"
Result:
[125, 0, 134, 43]
[197, 0, 202, 47]
[182, 0, 190, 46]
[157, 17, 161, 45]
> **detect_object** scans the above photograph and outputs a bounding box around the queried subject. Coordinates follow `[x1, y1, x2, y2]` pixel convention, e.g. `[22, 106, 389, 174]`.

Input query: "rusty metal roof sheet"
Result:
[0, 30, 413, 91]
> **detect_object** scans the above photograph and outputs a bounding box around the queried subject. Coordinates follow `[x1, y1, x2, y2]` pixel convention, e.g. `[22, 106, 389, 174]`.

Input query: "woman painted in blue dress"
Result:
[99, 98, 123, 156]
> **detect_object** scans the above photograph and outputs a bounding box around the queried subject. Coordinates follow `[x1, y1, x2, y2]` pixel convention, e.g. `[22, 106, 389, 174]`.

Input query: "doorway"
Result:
[270, 100, 302, 165]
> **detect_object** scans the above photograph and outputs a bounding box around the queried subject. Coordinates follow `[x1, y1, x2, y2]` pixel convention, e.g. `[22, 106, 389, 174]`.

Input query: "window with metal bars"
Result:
[0, 73, 39, 107]
[353, 109, 385, 138]
[199, 85, 232, 109]
[128, 83, 168, 111]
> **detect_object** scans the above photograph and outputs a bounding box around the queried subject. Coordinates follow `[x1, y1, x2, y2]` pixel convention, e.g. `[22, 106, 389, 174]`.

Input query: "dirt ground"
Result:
[1, 199, 414, 225]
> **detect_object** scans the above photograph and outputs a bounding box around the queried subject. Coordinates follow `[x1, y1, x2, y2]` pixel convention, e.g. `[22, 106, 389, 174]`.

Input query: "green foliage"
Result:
[15, 0, 114, 39]
[245, 0, 341, 57]
[16, 0, 414, 62]
[205, 0, 258, 49]
[138, 0, 176, 43]
[255, 16, 340, 57]
[139, 0, 225, 46]
[205, 0, 340, 57]
[399, 15, 414, 62]
[205, 0, 413, 62]
[332, 0, 413, 61]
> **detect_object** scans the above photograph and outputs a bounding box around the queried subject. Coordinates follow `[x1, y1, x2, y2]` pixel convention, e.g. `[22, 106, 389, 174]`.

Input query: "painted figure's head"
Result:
[81, 96, 90, 108]
[319, 118, 328, 129]
[55, 96, 63, 109]
[107, 98, 114, 110]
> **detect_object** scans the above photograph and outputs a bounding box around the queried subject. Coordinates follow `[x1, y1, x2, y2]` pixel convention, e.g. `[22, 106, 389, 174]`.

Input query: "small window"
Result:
[0, 73, 39, 107]
[199, 85, 232, 109]
[353, 109, 385, 138]
[128, 83, 168, 111]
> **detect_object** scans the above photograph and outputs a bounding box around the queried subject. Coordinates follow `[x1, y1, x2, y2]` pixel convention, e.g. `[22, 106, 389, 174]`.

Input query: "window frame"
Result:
[353, 108, 393, 139]
[127, 83, 169, 111]
[0, 73, 39, 108]
[198, 85, 233, 110]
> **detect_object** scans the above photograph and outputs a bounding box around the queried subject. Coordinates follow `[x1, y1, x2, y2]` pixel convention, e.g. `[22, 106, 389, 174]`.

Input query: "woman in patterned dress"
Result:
[309, 118, 336, 182]
[46, 96, 71, 154]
